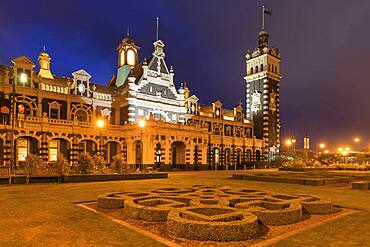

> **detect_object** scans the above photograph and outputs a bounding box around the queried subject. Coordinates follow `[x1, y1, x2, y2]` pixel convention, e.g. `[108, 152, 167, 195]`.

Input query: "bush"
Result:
[92, 155, 106, 173]
[111, 154, 125, 173]
[24, 154, 46, 173]
[76, 152, 94, 174]
[54, 154, 70, 174]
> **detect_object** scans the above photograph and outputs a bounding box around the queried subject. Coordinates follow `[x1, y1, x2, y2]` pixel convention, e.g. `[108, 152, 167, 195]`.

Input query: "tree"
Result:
[76, 152, 94, 174]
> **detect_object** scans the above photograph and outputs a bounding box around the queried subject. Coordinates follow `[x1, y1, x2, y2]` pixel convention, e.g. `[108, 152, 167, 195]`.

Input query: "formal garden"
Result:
[86, 184, 346, 245]
[0, 171, 369, 246]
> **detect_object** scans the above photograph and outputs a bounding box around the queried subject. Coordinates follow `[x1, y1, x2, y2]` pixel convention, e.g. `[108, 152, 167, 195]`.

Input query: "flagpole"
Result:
[262, 5, 265, 30]
[156, 17, 159, 41]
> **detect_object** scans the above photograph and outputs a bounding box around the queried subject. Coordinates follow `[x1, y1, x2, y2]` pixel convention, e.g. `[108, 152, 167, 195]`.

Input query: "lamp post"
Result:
[96, 119, 105, 159]
[138, 119, 146, 170]
[10, 72, 28, 180]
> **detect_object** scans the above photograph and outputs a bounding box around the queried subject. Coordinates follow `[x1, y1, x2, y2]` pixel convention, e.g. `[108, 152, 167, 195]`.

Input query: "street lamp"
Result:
[138, 119, 146, 169]
[10, 72, 28, 179]
[319, 143, 326, 149]
[96, 119, 105, 158]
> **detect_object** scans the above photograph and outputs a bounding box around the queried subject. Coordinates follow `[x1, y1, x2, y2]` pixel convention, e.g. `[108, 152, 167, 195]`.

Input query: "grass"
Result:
[0, 170, 369, 246]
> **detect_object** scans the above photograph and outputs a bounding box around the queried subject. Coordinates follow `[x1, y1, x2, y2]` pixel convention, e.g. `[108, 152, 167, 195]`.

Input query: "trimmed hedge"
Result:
[249, 201, 302, 225]
[352, 181, 370, 190]
[62, 173, 167, 183]
[98, 185, 338, 242]
[233, 174, 352, 186]
[167, 206, 259, 241]
[124, 196, 186, 222]
[300, 198, 334, 215]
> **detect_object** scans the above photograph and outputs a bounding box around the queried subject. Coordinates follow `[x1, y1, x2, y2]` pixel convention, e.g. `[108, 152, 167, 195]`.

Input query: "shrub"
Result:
[24, 153, 46, 173]
[111, 154, 125, 173]
[92, 155, 106, 173]
[76, 152, 94, 174]
[54, 154, 70, 174]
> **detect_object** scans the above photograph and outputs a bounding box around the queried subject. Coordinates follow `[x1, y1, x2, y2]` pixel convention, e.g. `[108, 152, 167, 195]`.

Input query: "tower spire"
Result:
[127, 25, 130, 36]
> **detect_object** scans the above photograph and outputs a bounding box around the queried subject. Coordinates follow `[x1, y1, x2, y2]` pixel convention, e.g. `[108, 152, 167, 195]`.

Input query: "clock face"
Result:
[78, 83, 85, 93]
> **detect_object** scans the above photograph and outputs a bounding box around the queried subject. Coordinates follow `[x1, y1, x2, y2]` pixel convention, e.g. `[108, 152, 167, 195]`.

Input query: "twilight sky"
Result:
[1, 0, 370, 150]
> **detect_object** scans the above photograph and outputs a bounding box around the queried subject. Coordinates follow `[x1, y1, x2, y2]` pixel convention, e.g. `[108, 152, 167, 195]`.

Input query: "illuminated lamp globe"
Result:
[97, 119, 105, 129]
[138, 119, 146, 128]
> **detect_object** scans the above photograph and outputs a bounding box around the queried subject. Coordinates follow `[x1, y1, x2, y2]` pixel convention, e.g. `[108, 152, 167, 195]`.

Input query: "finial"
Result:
[43, 45, 46, 52]
[127, 25, 130, 36]
[156, 17, 159, 41]
[170, 65, 173, 73]
[143, 57, 147, 65]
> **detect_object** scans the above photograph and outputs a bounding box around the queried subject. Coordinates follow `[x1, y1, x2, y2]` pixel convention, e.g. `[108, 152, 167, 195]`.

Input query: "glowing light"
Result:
[342, 151, 348, 156]
[96, 119, 105, 128]
[324, 150, 329, 154]
[354, 137, 360, 143]
[291, 138, 297, 144]
[319, 143, 326, 149]
[138, 119, 146, 128]
[19, 73, 28, 83]
[285, 139, 292, 146]
[338, 147, 343, 152]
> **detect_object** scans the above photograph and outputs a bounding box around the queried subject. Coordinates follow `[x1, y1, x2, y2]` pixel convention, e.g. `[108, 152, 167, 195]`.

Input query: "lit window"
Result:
[172, 114, 177, 121]
[17, 138, 28, 161]
[49, 140, 58, 161]
[127, 49, 135, 66]
[138, 109, 144, 116]
[214, 148, 219, 164]
[120, 50, 125, 66]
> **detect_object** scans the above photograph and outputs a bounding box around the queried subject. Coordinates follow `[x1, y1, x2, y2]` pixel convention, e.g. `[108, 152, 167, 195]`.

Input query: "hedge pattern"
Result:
[97, 185, 338, 242]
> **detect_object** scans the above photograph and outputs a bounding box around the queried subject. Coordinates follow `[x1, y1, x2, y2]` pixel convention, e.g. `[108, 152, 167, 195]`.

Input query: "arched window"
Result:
[126, 49, 136, 66]
[255, 66, 258, 73]
[250, 68, 253, 75]
[119, 50, 125, 66]
[213, 148, 220, 164]
[76, 110, 87, 122]
[155, 143, 161, 164]
[260, 64, 263, 71]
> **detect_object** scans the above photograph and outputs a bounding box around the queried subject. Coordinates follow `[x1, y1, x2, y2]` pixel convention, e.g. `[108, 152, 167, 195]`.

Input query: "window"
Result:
[127, 49, 135, 66]
[119, 50, 125, 66]
[17, 138, 28, 161]
[172, 114, 177, 121]
[255, 66, 258, 73]
[76, 110, 87, 122]
[250, 68, 253, 74]
[214, 148, 220, 164]
[49, 140, 58, 161]
[50, 108, 59, 119]
[260, 64, 263, 71]
[138, 109, 144, 116]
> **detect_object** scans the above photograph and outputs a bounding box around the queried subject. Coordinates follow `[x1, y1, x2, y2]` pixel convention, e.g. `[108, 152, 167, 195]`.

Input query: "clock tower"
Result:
[245, 8, 281, 161]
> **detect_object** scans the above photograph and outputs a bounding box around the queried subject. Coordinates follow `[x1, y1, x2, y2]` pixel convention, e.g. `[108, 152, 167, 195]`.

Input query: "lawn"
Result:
[0, 170, 369, 247]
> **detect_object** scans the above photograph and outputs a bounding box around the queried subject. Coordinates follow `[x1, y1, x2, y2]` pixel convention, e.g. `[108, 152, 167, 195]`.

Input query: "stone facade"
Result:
[0, 33, 264, 169]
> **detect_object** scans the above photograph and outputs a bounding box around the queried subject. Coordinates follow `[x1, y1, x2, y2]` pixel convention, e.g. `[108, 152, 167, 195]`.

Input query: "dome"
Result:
[258, 29, 269, 37]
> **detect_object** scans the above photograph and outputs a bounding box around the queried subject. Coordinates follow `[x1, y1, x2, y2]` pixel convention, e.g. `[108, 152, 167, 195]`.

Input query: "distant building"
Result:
[0, 32, 265, 169]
